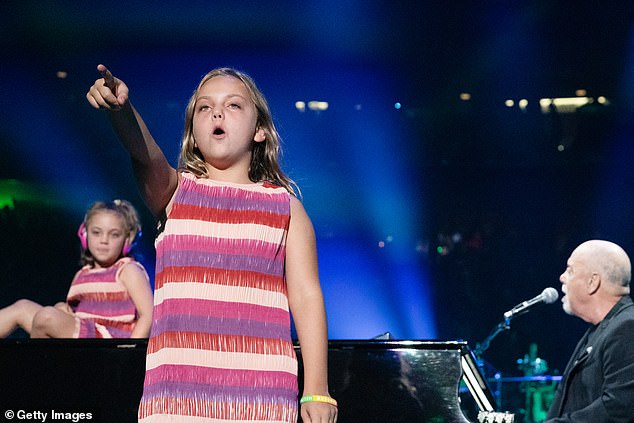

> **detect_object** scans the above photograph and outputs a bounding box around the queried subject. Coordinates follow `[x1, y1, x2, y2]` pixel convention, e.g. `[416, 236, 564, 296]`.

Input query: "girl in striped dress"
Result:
[0, 199, 153, 339]
[87, 65, 337, 422]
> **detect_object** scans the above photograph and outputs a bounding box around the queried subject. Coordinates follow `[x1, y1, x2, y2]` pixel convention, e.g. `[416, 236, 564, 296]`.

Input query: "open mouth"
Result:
[213, 127, 225, 136]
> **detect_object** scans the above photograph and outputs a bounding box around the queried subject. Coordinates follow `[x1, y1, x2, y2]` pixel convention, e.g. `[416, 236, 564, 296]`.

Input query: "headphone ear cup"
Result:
[122, 238, 131, 256]
[77, 223, 87, 250]
[122, 230, 141, 256]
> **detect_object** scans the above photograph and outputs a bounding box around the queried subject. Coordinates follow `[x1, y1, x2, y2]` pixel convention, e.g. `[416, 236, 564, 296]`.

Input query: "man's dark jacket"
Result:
[546, 295, 634, 422]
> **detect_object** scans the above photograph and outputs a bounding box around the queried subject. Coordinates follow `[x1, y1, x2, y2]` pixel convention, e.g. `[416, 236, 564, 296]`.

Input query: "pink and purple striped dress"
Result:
[66, 257, 146, 338]
[138, 172, 298, 422]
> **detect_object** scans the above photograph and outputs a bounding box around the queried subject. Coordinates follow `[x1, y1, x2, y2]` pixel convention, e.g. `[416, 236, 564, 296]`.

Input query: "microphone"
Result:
[503, 287, 559, 319]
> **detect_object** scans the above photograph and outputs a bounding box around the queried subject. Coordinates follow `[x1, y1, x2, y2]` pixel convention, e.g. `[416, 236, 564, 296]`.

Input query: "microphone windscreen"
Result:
[542, 287, 559, 304]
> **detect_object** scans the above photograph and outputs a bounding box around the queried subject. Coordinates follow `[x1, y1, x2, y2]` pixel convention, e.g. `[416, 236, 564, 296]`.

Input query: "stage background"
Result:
[1, 0, 633, 388]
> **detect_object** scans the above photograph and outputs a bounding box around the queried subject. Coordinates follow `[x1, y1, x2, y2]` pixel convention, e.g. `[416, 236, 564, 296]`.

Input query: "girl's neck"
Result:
[204, 164, 255, 185]
[92, 256, 122, 269]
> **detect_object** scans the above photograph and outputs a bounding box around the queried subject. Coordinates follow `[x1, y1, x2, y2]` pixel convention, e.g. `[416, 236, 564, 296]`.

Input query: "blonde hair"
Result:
[80, 199, 142, 267]
[178, 68, 297, 196]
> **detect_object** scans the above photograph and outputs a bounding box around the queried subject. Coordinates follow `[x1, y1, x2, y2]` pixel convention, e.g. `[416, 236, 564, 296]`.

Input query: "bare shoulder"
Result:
[289, 196, 314, 232]
[119, 260, 150, 281]
[289, 195, 306, 214]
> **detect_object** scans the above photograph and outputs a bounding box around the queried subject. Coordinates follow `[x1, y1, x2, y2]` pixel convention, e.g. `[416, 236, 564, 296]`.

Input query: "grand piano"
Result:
[0, 339, 511, 422]
[299, 340, 509, 423]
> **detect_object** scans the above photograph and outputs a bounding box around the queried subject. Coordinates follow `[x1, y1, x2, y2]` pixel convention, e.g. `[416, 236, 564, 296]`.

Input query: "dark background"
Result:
[1, 0, 633, 386]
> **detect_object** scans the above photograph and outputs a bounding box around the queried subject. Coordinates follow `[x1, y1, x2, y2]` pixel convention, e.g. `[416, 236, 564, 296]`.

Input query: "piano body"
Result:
[0, 339, 511, 422]
[298, 340, 511, 423]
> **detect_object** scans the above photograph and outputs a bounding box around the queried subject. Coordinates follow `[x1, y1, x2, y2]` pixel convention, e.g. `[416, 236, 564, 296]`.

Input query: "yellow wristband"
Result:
[300, 395, 338, 407]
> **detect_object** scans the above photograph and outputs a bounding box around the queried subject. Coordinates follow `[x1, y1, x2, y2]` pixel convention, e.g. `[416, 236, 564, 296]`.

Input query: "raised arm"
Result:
[86, 64, 178, 216]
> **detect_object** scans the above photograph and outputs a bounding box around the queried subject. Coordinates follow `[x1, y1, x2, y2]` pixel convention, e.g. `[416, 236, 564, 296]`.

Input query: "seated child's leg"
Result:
[0, 299, 43, 338]
[30, 306, 77, 338]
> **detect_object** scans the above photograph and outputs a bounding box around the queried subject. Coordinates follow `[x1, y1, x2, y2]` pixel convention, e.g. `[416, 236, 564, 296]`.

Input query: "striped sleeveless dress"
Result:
[66, 257, 145, 338]
[139, 172, 298, 422]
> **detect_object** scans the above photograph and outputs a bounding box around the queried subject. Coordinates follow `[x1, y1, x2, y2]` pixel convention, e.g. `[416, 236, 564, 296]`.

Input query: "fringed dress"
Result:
[66, 257, 147, 338]
[139, 172, 298, 422]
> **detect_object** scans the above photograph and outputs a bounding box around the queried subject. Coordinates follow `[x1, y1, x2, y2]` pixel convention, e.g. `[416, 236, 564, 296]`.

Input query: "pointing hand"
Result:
[86, 64, 130, 111]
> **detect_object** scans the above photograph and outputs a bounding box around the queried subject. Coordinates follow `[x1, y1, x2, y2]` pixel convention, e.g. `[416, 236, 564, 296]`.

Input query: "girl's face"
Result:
[86, 210, 128, 268]
[192, 75, 265, 182]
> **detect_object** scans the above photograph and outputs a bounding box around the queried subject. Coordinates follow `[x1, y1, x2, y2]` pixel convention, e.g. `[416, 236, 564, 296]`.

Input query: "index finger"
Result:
[98, 64, 116, 91]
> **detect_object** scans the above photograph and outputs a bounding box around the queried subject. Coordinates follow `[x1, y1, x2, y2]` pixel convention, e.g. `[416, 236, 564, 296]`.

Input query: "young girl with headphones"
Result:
[0, 199, 153, 338]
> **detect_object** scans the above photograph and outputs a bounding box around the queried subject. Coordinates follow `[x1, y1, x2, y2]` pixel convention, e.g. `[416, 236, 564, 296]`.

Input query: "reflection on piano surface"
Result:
[0, 339, 515, 422]
[297, 340, 513, 423]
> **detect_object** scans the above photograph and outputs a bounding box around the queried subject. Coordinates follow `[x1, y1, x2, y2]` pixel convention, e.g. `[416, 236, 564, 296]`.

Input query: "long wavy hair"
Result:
[178, 68, 297, 196]
[80, 199, 142, 267]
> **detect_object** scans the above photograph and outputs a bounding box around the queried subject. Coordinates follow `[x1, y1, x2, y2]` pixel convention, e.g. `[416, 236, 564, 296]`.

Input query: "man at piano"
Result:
[545, 240, 634, 422]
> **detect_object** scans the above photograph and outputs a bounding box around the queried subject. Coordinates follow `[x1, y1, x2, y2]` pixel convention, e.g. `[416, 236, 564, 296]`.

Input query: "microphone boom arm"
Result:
[473, 316, 512, 360]
[474, 287, 559, 360]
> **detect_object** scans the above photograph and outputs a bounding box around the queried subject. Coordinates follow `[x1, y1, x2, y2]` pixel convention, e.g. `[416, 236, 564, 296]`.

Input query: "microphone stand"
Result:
[470, 317, 513, 412]
[473, 316, 512, 361]
[475, 290, 557, 358]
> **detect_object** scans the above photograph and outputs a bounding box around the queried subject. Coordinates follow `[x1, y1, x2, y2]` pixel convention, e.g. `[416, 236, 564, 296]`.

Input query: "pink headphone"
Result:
[77, 222, 135, 256]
